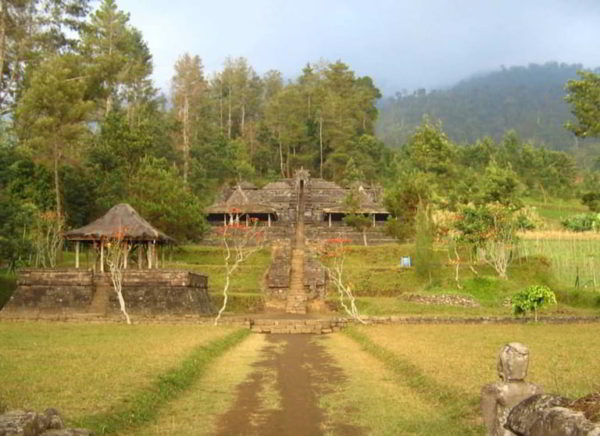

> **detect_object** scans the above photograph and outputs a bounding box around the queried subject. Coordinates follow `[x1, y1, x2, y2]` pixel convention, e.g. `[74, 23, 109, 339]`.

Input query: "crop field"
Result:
[520, 231, 600, 289]
[1, 322, 598, 435]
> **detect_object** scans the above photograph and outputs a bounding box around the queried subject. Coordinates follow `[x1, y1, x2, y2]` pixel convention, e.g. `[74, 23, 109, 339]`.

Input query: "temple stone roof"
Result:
[206, 179, 389, 218]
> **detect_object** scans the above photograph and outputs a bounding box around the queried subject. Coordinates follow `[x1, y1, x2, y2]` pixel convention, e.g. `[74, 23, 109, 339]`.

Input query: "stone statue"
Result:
[481, 342, 543, 436]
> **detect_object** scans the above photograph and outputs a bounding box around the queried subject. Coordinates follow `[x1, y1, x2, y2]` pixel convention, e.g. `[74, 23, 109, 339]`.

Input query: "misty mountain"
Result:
[376, 62, 595, 150]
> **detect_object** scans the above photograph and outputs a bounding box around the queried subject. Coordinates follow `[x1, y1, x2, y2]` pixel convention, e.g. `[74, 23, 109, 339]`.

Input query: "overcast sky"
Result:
[116, 0, 600, 96]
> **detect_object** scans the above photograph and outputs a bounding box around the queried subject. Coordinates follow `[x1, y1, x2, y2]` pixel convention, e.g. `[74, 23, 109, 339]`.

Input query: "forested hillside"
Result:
[0, 0, 386, 261]
[3, 0, 600, 271]
[377, 63, 596, 151]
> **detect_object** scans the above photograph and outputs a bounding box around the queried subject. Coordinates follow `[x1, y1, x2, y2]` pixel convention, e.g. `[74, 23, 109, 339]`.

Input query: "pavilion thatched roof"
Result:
[64, 203, 173, 243]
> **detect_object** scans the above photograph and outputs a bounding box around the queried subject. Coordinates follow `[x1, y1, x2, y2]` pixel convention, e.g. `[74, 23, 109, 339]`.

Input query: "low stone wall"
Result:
[1, 269, 213, 318]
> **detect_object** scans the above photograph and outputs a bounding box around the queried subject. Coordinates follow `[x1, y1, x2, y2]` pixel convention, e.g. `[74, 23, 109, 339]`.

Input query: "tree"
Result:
[171, 53, 207, 186]
[512, 285, 556, 322]
[126, 156, 207, 241]
[213, 219, 267, 325]
[384, 176, 428, 242]
[82, 0, 151, 118]
[565, 71, 600, 138]
[0, 0, 91, 114]
[15, 53, 91, 219]
[317, 237, 365, 323]
[342, 188, 371, 246]
[414, 202, 439, 284]
[104, 228, 132, 324]
[455, 203, 520, 279]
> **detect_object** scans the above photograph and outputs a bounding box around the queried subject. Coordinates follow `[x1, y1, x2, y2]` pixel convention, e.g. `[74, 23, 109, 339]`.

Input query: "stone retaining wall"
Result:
[1, 269, 213, 317]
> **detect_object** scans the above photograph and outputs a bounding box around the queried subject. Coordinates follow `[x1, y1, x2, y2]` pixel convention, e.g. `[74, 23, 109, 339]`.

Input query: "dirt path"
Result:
[214, 334, 362, 436]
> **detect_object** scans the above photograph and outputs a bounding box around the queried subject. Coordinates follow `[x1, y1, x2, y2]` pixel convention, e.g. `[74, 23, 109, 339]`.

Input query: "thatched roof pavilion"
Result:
[65, 203, 172, 243]
[64, 203, 172, 271]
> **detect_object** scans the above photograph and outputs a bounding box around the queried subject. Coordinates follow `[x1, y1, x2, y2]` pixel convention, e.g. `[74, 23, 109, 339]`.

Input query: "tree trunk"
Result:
[0, 1, 6, 97]
[278, 132, 285, 178]
[219, 82, 224, 134]
[53, 142, 61, 218]
[319, 115, 323, 178]
[227, 85, 232, 139]
[105, 94, 113, 117]
[182, 94, 189, 187]
[240, 103, 245, 135]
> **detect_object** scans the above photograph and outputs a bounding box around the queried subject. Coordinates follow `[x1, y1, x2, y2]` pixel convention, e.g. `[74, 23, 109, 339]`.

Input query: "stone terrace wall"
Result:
[1, 269, 213, 317]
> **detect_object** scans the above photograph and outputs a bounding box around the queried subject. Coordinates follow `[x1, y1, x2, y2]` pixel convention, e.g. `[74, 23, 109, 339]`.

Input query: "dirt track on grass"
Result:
[214, 334, 363, 436]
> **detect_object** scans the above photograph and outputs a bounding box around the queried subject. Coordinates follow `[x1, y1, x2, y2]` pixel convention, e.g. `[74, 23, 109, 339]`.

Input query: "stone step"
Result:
[250, 318, 346, 334]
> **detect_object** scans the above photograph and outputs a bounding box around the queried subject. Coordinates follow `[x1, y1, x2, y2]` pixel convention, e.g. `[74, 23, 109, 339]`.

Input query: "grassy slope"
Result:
[325, 243, 600, 317]
[524, 197, 588, 229]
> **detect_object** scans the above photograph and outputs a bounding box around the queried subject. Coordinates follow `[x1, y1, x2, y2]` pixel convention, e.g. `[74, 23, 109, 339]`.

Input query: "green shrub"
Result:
[561, 213, 600, 232]
[512, 285, 557, 321]
[0, 271, 16, 309]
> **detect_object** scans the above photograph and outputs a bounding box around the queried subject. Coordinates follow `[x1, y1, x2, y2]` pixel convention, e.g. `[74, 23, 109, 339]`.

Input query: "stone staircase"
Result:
[286, 247, 307, 314]
[285, 180, 308, 314]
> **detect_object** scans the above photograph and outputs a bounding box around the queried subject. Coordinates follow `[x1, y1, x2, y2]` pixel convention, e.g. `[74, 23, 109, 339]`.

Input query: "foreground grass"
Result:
[75, 328, 250, 434]
[321, 334, 462, 435]
[343, 328, 480, 435]
[355, 324, 600, 400]
[0, 323, 239, 420]
[131, 334, 269, 435]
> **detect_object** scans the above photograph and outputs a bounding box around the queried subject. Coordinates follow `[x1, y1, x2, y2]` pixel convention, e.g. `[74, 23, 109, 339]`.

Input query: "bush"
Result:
[561, 213, 600, 232]
[512, 285, 557, 321]
[0, 272, 17, 309]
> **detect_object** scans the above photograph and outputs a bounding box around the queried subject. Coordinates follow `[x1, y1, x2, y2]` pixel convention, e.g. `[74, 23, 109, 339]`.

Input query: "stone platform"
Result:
[1, 268, 213, 317]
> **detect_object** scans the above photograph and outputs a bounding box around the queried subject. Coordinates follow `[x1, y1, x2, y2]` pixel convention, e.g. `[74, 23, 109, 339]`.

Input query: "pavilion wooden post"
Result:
[100, 240, 105, 273]
[224, 214, 227, 226]
[268, 214, 271, 227]
[153, 242, 158, 269]
[75, 241, 80, 269]
[246, 214, 249, 227]
[328, 213, 332, 228]
[372, 214, 376, 227]
[123, 243, 129, 269]
[147, 241, 152, 269]
[138, 244, 143, 269]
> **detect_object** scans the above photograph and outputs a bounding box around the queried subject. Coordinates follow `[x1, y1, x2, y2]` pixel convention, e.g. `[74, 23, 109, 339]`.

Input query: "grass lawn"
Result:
[341, 323, 600, 434]
[1, 322, 598, 434]
[353, 324, 600, 400]
[0, 323, 239, 421]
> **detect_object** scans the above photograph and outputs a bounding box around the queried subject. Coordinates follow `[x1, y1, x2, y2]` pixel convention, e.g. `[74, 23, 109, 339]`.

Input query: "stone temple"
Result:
[206, 170, 393, 314]
[206, 170, 391, 240]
